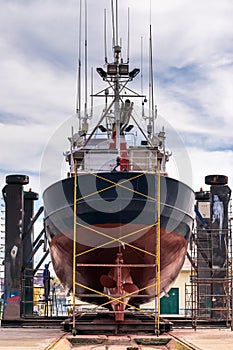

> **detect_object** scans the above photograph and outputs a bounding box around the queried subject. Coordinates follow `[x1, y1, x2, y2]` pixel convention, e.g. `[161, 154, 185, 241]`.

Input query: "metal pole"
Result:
[127, 7, 130, 63]
[115, 0, 118, 45]
[156, 160, 161, 335]
[104, 9, 108, 63]
[72, 162, 77, 335]
[84, 0, 88, 122]
[77, 0, 82, 131]
[111, 0, 116, 47]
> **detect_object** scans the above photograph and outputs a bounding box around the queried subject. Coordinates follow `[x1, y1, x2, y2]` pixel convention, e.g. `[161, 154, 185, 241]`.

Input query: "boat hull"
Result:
[43, 172, 194, 306]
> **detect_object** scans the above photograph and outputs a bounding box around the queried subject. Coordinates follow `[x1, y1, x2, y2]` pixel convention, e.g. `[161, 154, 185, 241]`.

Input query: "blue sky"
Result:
[0, 0, 233, 205]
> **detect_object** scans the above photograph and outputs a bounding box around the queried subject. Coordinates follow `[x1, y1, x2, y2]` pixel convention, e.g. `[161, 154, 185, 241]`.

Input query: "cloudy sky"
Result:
[0, 0, 233, 211]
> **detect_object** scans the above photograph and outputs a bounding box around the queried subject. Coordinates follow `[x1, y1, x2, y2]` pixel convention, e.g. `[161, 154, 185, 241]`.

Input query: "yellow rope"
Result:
[44, 333, 67, 350]
[76, 170, 158, 203]
[72, 162, 162, 323]
[75, 280, 158, 318]
[76, 221, 157, 258]
[90, 171, 158, 202]
[92, 282, 158, 316]
[156, 160, 161, 333]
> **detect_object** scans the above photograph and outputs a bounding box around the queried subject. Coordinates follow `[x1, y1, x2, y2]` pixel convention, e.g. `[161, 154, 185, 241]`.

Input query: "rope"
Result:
[76, 221, 157, 258]
[75, 280, 158, 318]
[77, 170, 158, 203]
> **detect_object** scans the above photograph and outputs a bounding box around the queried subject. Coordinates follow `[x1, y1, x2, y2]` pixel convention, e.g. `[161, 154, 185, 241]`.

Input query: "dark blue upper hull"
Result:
[43, 172, 195, 305]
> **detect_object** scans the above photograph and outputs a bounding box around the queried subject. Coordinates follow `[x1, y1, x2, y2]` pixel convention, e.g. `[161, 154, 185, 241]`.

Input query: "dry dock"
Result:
[0, 328, 64, 350]
[172, 328, 233, 350]
[0, 328, 233, 349]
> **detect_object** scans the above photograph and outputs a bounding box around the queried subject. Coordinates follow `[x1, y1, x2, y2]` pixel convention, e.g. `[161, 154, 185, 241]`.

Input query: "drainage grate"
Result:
[68, 337, 105, 345]
[134, 337, 171, 346]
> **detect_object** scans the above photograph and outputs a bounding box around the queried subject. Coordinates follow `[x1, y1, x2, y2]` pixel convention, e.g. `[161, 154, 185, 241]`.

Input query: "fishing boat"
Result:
[43, 1, 195, 321]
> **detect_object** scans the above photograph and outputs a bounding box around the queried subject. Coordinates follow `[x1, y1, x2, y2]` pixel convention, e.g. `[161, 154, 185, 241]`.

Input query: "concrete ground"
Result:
[172, 328, 233, 350]
[0, 327, 233, 349]
[0, 328, 65, 350]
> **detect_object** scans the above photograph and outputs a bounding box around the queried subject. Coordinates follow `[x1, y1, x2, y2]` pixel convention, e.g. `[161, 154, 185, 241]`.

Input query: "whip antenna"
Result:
[104, 8, 108, 63]
[84, 0, 88, 121]
[149, 24, 155, 137]
[149, 0, 156, 137]
[115, 0, 119, 45]
[141, 36, 145, 118]
[111, 0, 116, 47]
[127, 7, 130, 63]
[90, 66, 93, 118]
[76, 0, 82, 131]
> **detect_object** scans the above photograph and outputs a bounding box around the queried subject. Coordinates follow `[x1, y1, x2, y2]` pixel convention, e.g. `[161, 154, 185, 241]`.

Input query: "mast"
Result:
[111, 0, 121, 151]
[90, 66, 93, 118]
[148, 0, 156, 139]
[104, 8, 108, 64]
[84, 0, 88, 123]
[111, 0, 116, 47]
[71, 0, 169, 171]
[149, 24, 155, 138]
[76, 0, 82, 132]
[127, 8, 130, 63]
[141, 36, 145, 119]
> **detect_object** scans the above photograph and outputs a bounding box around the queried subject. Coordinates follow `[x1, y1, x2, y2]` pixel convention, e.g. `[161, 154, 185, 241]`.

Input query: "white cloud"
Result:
[0, 0, 233, 198]
[188, 147, 233, 191]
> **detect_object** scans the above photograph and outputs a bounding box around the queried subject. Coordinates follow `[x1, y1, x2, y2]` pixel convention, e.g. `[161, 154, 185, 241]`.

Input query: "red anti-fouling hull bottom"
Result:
[49, 224, 187, 318]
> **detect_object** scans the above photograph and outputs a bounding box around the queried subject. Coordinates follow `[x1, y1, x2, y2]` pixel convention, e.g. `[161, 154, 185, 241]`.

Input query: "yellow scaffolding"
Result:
[72, 161, 77, 333]
[155, 159, 161, 335]
[71, 162, 161, 333]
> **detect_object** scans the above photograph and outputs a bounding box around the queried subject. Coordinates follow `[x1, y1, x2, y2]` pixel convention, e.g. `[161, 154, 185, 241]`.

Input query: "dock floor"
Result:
[172, 328, 233, 350]
[0, 327, 233, 349]
[0, 328, 64, 350]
